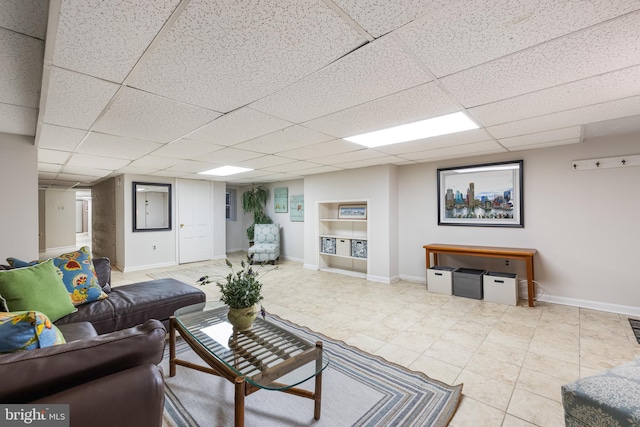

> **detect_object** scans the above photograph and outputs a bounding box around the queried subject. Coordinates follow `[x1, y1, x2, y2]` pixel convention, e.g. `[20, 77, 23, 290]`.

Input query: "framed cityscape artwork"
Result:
[437, 160, 523, 227]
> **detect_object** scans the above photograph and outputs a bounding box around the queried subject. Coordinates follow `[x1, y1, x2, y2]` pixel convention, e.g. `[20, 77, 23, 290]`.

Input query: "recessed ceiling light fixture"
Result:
[199, 166, 253, 176]
[344, 111, 479, 148]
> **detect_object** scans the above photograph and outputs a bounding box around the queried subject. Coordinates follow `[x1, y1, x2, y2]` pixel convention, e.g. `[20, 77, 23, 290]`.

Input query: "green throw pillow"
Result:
[0, 259, 77, 322]
[0, 310, 66, 353]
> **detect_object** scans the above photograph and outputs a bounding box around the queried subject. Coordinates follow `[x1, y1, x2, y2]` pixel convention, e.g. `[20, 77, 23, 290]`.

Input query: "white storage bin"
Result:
[483, 272, 518, 305]
[427, 266, 457, 295]
[336, 238, 351, 256]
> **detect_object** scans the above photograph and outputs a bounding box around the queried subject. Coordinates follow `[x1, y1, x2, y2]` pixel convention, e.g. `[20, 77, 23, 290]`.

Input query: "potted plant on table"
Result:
[197, 257, 268, 331]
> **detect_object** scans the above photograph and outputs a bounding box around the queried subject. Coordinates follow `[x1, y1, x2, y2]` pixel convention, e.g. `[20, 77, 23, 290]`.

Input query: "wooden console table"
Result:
[423, 243, 537, 307]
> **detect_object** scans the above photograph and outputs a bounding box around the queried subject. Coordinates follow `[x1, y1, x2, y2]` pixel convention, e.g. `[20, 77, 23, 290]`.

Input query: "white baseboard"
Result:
[121, 261, 177, 273]
[282, 255, 304, 263]
[367, 274, 391, 284]
[303, 263, 318, 271]
[399, 274, 426, 283]
[536, 294, 640, 317]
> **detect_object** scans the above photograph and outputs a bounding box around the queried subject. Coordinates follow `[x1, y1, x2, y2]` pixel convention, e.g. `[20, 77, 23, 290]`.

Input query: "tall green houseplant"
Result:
[242, 184, 272, 242]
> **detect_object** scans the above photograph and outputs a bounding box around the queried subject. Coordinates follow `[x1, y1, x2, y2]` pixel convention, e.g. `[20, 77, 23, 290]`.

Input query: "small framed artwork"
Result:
[338, 204, 367, 220]
[437, 160, 524, 227]
[290, 195, 304, 222]
[274, 187, 288, 213]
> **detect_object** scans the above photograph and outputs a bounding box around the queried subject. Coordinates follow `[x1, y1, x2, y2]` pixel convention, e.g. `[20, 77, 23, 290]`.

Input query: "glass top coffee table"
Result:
[169, 305, 329, 427]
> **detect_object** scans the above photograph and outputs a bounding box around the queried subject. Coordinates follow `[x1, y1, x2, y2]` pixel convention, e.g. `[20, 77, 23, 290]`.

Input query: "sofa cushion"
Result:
[0, 260, 77, 322]
[56, 321, 98, 342]
[0, 311, 65, 353]
[108, 278, 206, 331]
[54, 298, 116, 335]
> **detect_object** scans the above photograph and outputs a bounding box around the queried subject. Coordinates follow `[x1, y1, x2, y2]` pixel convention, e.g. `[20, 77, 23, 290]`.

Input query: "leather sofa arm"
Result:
[0, 319, 166, 403]
[33, 364, 165, 427]
[92, 257, 112, 293]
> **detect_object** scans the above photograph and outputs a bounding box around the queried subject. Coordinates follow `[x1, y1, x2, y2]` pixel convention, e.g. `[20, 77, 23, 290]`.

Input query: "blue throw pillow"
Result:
[0, 311, 66, 353]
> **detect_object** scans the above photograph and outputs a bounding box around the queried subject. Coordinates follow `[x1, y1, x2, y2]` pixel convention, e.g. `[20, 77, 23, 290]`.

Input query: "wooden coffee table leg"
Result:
[314, 341, 323, 420]
[234, 377, 246, 427]
[169, 316, 176, 377]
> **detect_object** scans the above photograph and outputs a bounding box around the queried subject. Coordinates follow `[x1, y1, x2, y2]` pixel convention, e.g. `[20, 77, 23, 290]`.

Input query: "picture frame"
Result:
[290, 195, 304, 222]
[338, 204, 367, 220]
[274, 187, 288, 213]
[437, 160, 523, 227]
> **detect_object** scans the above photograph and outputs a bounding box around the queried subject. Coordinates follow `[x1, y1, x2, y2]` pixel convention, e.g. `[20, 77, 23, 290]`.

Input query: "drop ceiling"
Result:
[2, 0, 640, 190]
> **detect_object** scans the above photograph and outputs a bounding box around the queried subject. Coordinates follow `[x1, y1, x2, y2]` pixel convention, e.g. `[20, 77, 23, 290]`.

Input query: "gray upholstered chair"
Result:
[248, 223, 280, 264]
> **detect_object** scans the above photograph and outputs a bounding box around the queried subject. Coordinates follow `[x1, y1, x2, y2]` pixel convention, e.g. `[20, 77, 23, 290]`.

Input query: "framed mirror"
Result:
[133, 182, 172, 232]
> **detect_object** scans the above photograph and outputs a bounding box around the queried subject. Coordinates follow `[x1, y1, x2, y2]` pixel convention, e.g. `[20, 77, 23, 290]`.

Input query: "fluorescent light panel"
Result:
[344, 112, 479, 148]
[199, 165, 253, 176]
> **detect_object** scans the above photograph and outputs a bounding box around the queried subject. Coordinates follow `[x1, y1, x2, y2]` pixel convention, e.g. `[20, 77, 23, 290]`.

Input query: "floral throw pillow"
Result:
[53, 247, 108, 306]
[0, 311, 66, 353]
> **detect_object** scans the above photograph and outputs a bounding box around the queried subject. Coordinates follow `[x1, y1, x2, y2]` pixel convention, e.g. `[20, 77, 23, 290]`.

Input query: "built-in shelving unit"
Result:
[318, 201, 368, 278]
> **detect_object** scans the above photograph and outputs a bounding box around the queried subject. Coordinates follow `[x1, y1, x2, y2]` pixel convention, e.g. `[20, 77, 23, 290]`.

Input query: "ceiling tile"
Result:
[373, 128, 494, 155]
[187, 108, 293, 146]
[487, 95, 640, 138]
[398, 140, 506, 161]
[61, 165, 113, 178]
[42, 68, 120, 129]
[0, 28, 43, 108]
[303, 82, 460, 138]
[0, 102, 37, 135]
[507, 138, 581, 152]
[148, 170, 191, 178]
[277, 139, 363, 160]
[441, 12, 640, 107]
[128, 0, 366, 112]
[76, 132, 162, 160]
[198, 147, 264, 164]
[166, 160, 218, 173]
[263, 160, 323, 173]
[310, 148, 388, 166]
[334, 0, 449, 38]
[38, 149, 71, 164]
[93, 87, 221, 143]
[66, 153, 130, 170]
[470, 65, 640, 127]
[234, 126, 333, 154]
[53, 0, 180, 82]
[56, 173, 100, 183]
[38, 172, 58, 180]
[250, 36, 431, 123]
[115, 166, 160, 175]
[583, 114, 640, 139]
[498, 127, 581, 148]
[295, 165, 343, 175]
[152, 139, 224, 159]
[333, 155, 407, 170]
[235, 155, 296, 169]
[38, 163, 62, 173]
[37, 124, 87, 151]
[398, 0, 640, 77]
[0, 0, 49, 39]
[129, 156, 181, 169]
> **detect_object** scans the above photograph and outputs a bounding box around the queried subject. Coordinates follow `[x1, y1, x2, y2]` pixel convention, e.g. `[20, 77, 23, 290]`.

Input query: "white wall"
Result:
[225, 184, 246, 252]
[0, 133, 38, 263]
[398, 133, 640, 315]
[212, 181, 227, 259]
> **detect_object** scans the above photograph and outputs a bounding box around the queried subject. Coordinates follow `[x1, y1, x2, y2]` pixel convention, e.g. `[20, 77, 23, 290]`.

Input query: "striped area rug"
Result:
[162, 314, 462, 427]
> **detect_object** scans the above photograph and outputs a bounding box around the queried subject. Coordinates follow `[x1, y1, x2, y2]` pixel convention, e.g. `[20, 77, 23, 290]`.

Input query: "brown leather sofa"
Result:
[0, 257, 207, 426]
[0, 319, 166, 427]
[53, 257, 206, 334]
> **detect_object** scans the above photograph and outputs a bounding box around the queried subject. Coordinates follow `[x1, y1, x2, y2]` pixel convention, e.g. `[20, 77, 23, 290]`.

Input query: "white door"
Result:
[178, 179, 212, 264]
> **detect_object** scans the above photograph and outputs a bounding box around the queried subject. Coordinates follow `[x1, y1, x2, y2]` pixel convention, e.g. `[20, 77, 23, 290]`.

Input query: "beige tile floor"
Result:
[110, 253, 640, 427]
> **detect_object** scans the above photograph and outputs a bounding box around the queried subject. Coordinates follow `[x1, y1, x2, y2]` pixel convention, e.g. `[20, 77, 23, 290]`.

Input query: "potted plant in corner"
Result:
[197, 257, 268, 331]
[242, 184, 272, 244]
